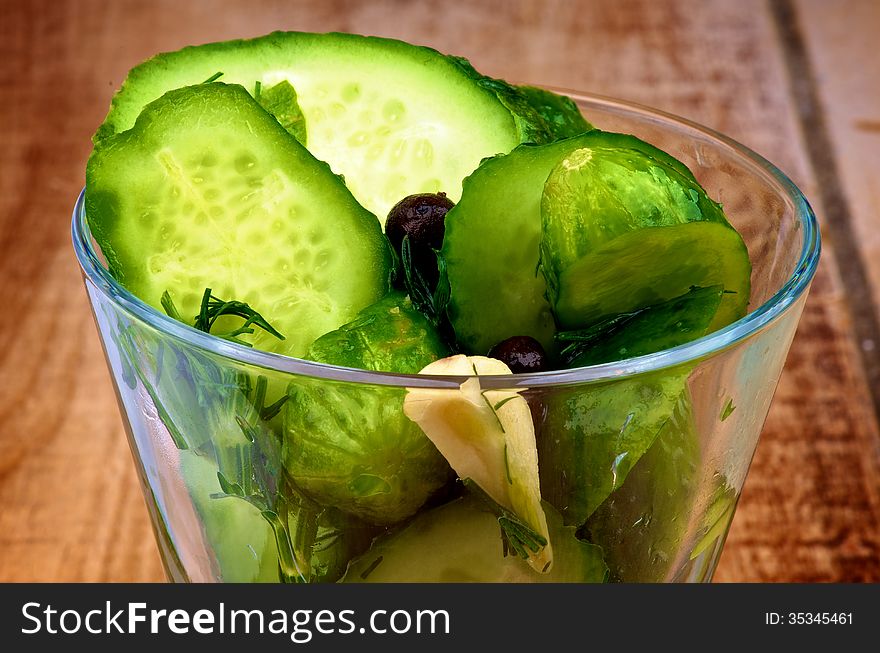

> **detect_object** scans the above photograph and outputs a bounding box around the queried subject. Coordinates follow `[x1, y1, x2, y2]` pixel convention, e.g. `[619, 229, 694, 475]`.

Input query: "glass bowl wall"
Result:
[73, 92, 819, 583]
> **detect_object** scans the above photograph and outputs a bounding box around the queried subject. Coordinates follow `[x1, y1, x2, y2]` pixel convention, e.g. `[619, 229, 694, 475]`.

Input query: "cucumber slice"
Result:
[585, 393, 700, 582]
[516, 85, 593, 140]
[343, 496, 607, 582]
[541, 142, 750, 331]
[541, 285, 723, 527]
[443, 139, 579, 355]
[560, 284, 725, 366]
[94, 32, 528, 220]
[443, 130, 698, 356]
[538, 369, 688, 526]
[283, 292, 451, 525]
[86, 83, 391, 357]
[180, 451, 279, 582]
[448, 55, 592, 143]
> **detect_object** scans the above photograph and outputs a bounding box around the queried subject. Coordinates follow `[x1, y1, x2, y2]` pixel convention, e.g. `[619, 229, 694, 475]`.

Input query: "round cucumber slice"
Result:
[283, 293, 451, 526]
[180, 451, 279, 583]
[86, 83, 391, 357]
[343, 496, 607, 582]
[541, 143, 750, 331]
[539, 369, 689, 526]
[551, 222, 750, 332]
[95, 32, 525, 220]
[443, 139, 585, 356]
[584, 392, 700, 582]
[443, 130, 717, 356]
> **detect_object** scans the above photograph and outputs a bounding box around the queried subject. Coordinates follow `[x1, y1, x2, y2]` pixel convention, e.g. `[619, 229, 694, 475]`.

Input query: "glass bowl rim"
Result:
[72, 90, 821, 390]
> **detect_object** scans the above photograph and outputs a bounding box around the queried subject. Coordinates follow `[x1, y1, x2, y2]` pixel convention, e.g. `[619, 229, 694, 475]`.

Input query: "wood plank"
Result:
[0, 0, 877, 582]
[795, 0, 880, 322]
[791, 0, 880, 433]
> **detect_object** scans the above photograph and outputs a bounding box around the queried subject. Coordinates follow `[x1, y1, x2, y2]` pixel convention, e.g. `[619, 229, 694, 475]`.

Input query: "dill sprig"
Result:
[161, 288, 284, 346]
[110, 319, 190, 449]
[499, 514, 547, 559]
[194, 288, 285, 345]
[153, 291, 303, 582]
[249, 374, 289, 422]
[555, 310, 643, 364]
[463, 480, 548, 561]
[399, 235, 457, 350]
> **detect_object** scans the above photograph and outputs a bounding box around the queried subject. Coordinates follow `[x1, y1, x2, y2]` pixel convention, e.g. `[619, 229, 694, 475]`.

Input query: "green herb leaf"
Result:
[399, 236, 457, 352]
[555, 310, 643, 362]
[160, 291, 183, 322]
[156, 291, 317, 582]
[247, 374, 289, 422]
[493, 396, 517, 411]
[192, 287, 285, 345]
[256, 80, 307, 145]
[463, 479, 547, 561]
[163, 288, 285, 346]
[110, 319, 189, 449]
[720, 398, 736, 421]
[216, 470, 244, 497]
[261, 508, 308, 584]
[479, 389, 506, 434]
[499, 514, 547, 558]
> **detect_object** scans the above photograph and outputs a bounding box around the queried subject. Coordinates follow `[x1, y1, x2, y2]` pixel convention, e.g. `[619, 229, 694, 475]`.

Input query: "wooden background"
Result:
[1, 0, 878, 582]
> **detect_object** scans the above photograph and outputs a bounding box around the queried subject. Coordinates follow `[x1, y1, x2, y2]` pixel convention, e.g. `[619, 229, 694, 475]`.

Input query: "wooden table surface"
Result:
[1, 0, 878, 582]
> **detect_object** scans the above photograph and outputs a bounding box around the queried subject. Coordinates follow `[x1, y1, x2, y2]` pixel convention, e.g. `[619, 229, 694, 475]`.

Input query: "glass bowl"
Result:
[72, 91, 820, 583]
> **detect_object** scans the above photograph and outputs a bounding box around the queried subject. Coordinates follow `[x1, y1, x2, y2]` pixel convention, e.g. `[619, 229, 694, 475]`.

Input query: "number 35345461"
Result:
[765, 613, 853, 625]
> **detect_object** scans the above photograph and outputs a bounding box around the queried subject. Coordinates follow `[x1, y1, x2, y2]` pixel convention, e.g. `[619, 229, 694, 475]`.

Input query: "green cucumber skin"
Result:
[307, 291, 450, 373]
[93, 31, 527, 220]
[515, 85, 594, 140]
[96, 32, 514, 142]
[283, 292, 452, 526]
[540, 134, 751, 331]
[539, 282, 727, 528]
[283, 380, 452, 526]
[343, 496, 607, 583]
[551, 222, 751, 333]
[87, 83, 392, 358]
[585, 392, 700, 582]
[540, 139, 729, 267]
[443, 129, 717, 357]
[565, 284, 725, 367]
[539, 369, 688, 526]
[447, 55, 592, 143]
[257, 80, 307, 145]
[443, 137, 589, 356]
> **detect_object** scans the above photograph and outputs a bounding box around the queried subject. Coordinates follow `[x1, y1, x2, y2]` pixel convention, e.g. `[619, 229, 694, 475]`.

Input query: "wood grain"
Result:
[0, 0, 877, 582]
[791, 0, 880, 425]
[796, 0, 880, 319]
